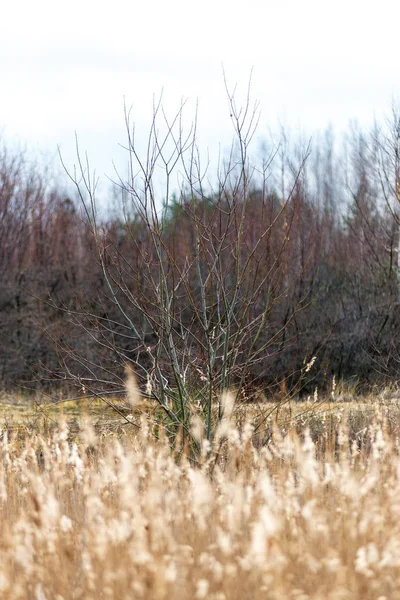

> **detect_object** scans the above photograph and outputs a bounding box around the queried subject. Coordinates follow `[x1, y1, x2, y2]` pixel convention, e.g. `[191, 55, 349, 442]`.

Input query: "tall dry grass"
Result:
[0, 401, 400, 599]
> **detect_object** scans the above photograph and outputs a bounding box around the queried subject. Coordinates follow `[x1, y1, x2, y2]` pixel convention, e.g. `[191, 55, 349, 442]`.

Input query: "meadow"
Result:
[2, 63, 400, 600]
[0, 389, 400, 599]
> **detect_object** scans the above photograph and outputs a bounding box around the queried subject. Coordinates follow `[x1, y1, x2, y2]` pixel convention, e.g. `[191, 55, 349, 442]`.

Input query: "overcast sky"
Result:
[1, 0, 399, 197]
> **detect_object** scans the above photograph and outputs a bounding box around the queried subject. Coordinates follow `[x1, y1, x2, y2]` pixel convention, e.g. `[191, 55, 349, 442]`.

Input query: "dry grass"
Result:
[0, 399, 400, 599]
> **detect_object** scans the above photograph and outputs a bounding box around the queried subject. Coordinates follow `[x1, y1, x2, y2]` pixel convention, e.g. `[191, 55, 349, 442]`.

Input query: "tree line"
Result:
[1, 101, 400, 404]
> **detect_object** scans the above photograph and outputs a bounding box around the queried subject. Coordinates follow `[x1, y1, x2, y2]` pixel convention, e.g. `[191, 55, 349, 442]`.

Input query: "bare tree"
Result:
[56, 79, 315, 440]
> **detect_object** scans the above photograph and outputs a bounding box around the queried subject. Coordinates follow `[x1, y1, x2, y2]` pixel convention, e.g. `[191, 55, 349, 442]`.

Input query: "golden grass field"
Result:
[1, 389, 400, 599]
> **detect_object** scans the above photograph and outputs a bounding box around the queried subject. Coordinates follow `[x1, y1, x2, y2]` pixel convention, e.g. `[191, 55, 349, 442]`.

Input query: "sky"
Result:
[1, 0, 400, 199]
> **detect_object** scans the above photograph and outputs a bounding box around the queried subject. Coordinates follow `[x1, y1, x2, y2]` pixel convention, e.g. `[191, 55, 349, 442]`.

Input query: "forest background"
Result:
[2, 99, 400, 404]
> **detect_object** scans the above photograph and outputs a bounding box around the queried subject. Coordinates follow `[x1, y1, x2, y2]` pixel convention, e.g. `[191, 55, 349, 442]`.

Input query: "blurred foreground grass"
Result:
[0, 389, 400, 598]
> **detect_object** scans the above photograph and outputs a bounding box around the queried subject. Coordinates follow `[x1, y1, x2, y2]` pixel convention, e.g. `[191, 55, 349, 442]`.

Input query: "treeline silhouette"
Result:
[1, 116, 400, 398]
